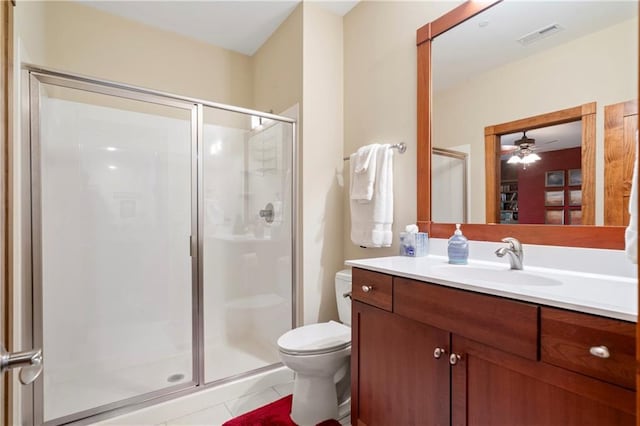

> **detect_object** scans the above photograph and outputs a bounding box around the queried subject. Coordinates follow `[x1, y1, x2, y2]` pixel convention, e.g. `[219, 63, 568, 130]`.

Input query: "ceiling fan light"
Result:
[515, 130, 535, 147]
[522, 153, 540, 164]
[507, 155, 522, 164]
[528, 152, 541, 161]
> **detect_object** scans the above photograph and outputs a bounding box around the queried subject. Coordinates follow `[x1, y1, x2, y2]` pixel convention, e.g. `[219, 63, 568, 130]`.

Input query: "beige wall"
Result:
[14, 0, 344, 328]
[14, 1, 46, 65]
[253, 4, 303, 115]
[16, 0, 523, 330]
[254, 2, 345, 325]
[301, 3, 344, 324]
[433, 17, 638, 224]
[22, 1, 253, 108]
[343, 1, 459, 261]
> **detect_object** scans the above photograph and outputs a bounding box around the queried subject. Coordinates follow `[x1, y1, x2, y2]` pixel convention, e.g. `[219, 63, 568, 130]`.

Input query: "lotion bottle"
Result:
[448, 223, 469, 264]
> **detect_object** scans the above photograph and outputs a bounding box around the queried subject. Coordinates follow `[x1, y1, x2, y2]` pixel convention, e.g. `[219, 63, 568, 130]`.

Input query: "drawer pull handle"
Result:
[433, 347, 446, 359]
[589, 345, 610, 359]
[361, 285, 373, 293]
[449, 353, 461, 366]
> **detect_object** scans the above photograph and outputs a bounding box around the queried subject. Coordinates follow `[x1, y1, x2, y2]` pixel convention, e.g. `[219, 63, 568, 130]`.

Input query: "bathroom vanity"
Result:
[346, 257, 636, 426]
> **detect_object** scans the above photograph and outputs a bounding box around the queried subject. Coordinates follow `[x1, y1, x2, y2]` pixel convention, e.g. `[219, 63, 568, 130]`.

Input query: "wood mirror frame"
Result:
[416, 0, 627, 249]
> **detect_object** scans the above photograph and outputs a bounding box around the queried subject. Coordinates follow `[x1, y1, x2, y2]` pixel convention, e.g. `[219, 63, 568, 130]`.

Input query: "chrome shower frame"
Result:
[21, 64, 299, 426]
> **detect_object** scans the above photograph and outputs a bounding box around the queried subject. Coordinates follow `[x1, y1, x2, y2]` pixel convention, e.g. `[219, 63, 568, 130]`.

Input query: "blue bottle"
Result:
[448, 223, 468, 265]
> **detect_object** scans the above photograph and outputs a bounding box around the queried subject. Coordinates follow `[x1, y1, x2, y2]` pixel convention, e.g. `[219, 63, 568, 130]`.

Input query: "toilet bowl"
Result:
[277, 269, 352, 425]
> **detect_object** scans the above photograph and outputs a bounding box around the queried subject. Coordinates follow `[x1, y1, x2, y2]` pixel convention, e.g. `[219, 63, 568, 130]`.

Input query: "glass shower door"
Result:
[202, 107, 293, 383]
[32, 77, 197, 423]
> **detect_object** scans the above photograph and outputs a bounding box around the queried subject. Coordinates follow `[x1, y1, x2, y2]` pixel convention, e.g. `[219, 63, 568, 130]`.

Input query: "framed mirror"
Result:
[417, 0, 638, 248]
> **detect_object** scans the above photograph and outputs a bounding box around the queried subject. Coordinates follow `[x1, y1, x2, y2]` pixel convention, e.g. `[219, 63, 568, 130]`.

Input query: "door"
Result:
[604, 99, 638, 226]
[450, 335, 635, 426]
[352, 301, 450, 426]
[30, 75, 197, 424]
[1, 1, 13, 423]
[1, 2, 42, 424]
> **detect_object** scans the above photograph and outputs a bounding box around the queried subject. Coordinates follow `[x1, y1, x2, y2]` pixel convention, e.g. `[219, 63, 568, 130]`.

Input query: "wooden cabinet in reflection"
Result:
[605, 99, 638, 226]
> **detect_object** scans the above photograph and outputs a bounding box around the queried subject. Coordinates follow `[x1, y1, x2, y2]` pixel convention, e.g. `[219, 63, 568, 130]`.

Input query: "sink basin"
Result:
[431, 264, 562, 287]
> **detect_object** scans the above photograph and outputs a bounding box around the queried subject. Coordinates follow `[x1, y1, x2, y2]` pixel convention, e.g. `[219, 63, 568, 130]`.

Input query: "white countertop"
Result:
[345, 255, 638, 322]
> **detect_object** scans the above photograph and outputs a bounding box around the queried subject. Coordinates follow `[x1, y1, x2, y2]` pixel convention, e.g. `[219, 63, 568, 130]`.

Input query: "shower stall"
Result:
[431, 147, 468, 223]
[21, 67, 297, 425]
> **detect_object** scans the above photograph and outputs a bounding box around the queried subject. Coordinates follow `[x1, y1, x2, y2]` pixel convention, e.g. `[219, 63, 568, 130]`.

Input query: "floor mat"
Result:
[221, 394, 341, 426]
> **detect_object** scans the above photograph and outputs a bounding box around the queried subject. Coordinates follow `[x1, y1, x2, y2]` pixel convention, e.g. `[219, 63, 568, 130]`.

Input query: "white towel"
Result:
[625, 130, 638, 263]
[350, 144, 394, 247]
[350, 144, 380, 201]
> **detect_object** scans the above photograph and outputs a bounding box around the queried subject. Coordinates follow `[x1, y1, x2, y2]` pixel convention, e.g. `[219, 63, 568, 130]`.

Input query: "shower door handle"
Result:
[0, 345, 43, 385]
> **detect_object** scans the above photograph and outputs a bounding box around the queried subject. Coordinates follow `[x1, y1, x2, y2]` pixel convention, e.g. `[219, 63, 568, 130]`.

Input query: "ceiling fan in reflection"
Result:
[506, 131, 541, 168]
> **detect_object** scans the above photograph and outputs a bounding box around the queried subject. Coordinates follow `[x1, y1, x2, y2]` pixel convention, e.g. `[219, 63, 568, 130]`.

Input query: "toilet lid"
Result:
[277, 321, 351, 355]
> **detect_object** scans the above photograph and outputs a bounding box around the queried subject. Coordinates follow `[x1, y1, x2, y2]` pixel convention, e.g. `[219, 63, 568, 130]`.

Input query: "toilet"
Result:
[277, 269, 352, 425]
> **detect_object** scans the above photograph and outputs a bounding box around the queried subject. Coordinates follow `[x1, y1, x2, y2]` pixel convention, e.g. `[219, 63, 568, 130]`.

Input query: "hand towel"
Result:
[349, 144, 380, 201]
[350, 144, 394, 247]
[625, 130, 638, 263]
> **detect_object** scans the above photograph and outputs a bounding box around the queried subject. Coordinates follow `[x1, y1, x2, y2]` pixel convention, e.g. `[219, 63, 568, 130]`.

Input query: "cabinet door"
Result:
[451, 335, 635, 426]
[352, 301, 449, 426]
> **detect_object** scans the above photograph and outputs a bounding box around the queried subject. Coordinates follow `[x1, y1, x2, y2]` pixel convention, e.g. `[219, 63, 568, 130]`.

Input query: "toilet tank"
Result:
[335, 269, 353, 326]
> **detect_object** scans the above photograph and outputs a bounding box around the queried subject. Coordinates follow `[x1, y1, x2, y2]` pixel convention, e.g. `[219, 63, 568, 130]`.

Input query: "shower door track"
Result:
[21, 65, 298, 426]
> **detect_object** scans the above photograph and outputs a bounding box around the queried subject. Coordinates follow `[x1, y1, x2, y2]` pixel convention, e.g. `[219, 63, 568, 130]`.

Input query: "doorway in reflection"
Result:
[499, 121, 582, 225]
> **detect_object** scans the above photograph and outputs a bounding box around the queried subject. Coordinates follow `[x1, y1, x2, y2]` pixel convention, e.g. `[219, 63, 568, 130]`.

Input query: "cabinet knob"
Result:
[361, 285, 373, 293]
[449, 353, 461, 366]
[433, 347, 447, 359]
[589, 345, 610, 359]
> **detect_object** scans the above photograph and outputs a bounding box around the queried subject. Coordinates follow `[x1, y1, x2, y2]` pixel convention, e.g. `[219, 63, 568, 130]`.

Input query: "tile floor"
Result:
[161, 381, 295, 425]
[94, 367, 350, 426]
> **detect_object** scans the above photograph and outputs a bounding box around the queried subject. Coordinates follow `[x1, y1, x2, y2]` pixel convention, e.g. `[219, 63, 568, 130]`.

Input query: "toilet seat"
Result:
[277, 321, 351, 356]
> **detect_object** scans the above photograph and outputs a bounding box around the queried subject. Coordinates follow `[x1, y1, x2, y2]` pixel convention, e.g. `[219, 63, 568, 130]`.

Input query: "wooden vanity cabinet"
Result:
[451, 335, 634, 425]
[352, 301, 450, 425]
[350, 268, 636, 426]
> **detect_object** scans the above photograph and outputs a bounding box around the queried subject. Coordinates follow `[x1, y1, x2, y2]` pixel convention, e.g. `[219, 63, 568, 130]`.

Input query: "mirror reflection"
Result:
[499, 121, 582, 225]
[431, 1, 638, 225]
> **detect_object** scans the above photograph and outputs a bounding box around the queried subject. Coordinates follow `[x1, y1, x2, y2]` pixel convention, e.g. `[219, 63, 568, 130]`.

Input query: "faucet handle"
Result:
[501, 237, 522, 252]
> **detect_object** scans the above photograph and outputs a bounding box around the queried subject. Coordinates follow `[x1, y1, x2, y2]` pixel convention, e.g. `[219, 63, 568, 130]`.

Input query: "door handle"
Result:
[0, 345, 43, 385]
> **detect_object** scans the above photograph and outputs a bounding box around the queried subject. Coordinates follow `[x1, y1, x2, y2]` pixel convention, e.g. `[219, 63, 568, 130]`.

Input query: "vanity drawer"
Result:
[541, 307, 635, 390]
[352, 268, 393, 311]
[394, 277, 539, 360]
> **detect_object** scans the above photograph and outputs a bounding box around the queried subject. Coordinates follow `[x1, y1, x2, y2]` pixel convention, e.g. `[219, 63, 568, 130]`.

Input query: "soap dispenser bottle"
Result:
[448, 223, 469, 265]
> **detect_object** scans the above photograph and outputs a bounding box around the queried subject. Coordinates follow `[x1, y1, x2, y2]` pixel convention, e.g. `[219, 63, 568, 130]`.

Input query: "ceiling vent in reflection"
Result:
[517, 23, 564, 46]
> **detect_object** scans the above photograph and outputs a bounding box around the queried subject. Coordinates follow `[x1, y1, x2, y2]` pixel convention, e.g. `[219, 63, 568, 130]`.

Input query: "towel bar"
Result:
[343, 142, 406, 161]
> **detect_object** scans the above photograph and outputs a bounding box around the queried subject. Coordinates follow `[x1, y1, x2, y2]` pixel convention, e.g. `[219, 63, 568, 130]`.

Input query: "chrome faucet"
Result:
[495, 237, 524, 270]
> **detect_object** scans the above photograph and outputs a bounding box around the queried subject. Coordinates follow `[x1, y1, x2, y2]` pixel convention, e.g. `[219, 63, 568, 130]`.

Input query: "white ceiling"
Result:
[431, 1, 637, 159]
[78, 0, 359, 56]
[433, 1, 638, 93]
[501, 121, 582, 158]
